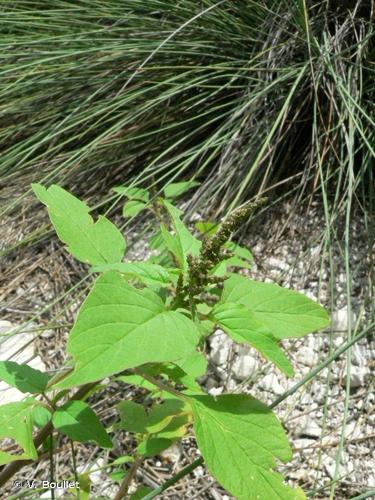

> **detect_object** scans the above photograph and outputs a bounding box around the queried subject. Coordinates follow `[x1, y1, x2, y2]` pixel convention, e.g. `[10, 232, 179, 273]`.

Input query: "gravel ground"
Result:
[0, 198, 373, 499]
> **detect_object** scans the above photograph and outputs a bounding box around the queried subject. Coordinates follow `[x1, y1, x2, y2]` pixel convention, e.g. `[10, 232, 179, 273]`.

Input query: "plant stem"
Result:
[133, 368, 188, 401]
[70, 440, 80, 500]
[114, 456, 143, 500]
[49, 432, 55, 500]
[349, 490, 375, 500]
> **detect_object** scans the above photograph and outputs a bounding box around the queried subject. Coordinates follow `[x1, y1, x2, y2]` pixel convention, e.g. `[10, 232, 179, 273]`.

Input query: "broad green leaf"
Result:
[168, 351, 208, 390]
[146, 399, 185, 434]
[211, 256, 251, 277]
[191, 395, 306, 500]
[222, 275, 329, 339]
[137, 437, 173, 457]
[148, 229, 180, 269]
[91, 262, 172, 287]
[163, 365, 200, 391]
[162, 200, 201, 268]
[113, 186, 149, 202]
[110, 470, 126, 481]
[123, 200, 147, 217]
[224, 242, 253, 263]
[31, 405, 52, 428]
[52, 400, 112, 448]
[0, 361, 49, 394]
[175, 350, 207, 380]
[149, 228, 166, 251]
[155, 414, 190, 440]
[164, 181, 199, 199]
[211, 242, 253, 276]
[160, 222, 185, 268]
[195, 221, 219, 237]
[117, 401, 148, 434]
[116, 374, 158, 392]
[212, 302, 294, 377]
[196, 303, 212, 315]
[32, 184, 125, 265]
[224, 256, 251, 269]
[0, 399, 38, 465]
[209, 261, 227, 277]
[198, 319, 216, 338]
[56, 272, 200, 389]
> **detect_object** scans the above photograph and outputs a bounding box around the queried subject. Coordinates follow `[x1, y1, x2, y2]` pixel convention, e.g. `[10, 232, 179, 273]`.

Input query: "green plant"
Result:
[0, 183, 330, 499]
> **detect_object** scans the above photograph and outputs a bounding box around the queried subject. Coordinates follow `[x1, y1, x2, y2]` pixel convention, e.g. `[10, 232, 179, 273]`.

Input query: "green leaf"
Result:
[222, 274, 329, 339]
[91, 262, 173, 287]
[113, 186, 149, 202]
[195, 221, 219, 237]
[137, 437, 173, 458]
[0, 361, 49, 394]
[191, 394, 306, 500]
[77, 473, 91, 500]
[211, 256, 251, 277]
[117, 401, 148, 433]
[212, 302, 294, 377]
[167, 351, 208, 390]
[32, 184, 125, 265]
[110, 470, 126, 481]
[116, 374, 158, 393]
[0, 399, 38, 465]
[111, 455, 134, 466]
[175, 350, 207, 380]
[149, 228, 166, 251]
[123, 200, 147, 217]
[164, 181, 199, 199]
[52, 400, 112, 448]
[224, 242, 253, 263]
[130, 486, 153, 499]
[162, 200, 201, 269]
[56, 272, 200, 389]
[198, 319, 216, 338]
[160, 223, 185, 268]
[224, 256, 251, 269]
[155, 414, 189, 440]
[146, 399, 185, 434]
[31, 405, 52, 428]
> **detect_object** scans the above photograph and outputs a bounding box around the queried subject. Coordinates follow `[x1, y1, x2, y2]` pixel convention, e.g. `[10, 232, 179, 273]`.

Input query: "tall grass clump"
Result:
[0, 1, 373, 216]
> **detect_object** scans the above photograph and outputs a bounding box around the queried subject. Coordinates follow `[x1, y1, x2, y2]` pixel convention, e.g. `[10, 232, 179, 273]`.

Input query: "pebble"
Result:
[159, 442, 182, 463]
[344, 421, 363, 440]
[324, 457, 338, 479]
[298, 346, 319, 367]
[208, 386, 224, 397]
[331, 307, 356, 332]
[259, 374, 285, 395]
[205, 377, 218, 391]
[193, 466, 204, 478]
[299, 393, 315, 406]
[351, 343, 367, 366]
[346, 366, 369, 389]
[231, 355, 257, 381]
[295, 416, 322, 438]
[209, 331, 231, 366]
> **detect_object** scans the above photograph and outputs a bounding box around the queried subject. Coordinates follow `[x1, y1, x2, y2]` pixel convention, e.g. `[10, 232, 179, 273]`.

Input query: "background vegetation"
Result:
[0, 1, 374, 498]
